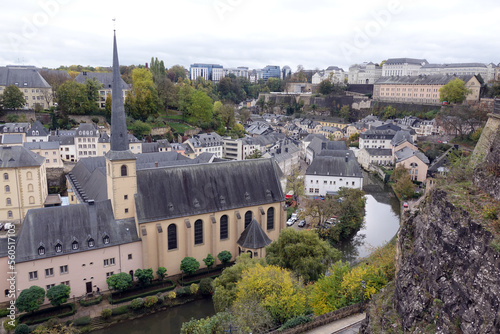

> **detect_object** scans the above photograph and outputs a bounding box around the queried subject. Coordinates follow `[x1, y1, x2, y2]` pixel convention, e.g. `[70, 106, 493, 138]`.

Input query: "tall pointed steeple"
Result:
[110, 30, 129, 151]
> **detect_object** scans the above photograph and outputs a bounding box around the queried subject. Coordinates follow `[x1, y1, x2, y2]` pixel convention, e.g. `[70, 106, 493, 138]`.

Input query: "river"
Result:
[337, 171, 401, 263]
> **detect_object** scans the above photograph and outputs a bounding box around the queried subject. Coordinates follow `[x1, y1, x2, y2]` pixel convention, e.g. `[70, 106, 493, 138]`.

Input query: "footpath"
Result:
[305, 313, 366, 334]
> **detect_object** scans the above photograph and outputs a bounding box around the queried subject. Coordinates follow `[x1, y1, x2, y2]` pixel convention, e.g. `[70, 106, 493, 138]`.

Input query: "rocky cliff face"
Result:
[361, 122, 500, 334]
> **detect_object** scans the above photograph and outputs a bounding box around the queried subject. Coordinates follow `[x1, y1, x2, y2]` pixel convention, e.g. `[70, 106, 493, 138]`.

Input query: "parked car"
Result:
[403, 202, 409, 208]
[286, 218, 296, 226]
[291, 213, 298, 221]
[298, 220, 306, 228]
[325, 216, 337, 225]
[3, 223, 14, 230]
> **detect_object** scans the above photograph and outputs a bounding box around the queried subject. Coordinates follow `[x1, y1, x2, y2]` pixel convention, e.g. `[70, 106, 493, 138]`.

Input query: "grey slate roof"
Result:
[302, 133, 327, 142]
[26, 120, 49, 137]
[0, 123, 30, 133]
[364, 148, 393, 157]
[16, 200, 140, 263]
[307, 138, 348, 157]
[1, 134, 23, 144]
[49, 134, 74, 146]
[142, 142, 159, 153]
[384, 58, 428, 65]
[360, 129, 396, 140]
[237, 218, 272, 249]
[0, 66, 51, 88]
[375, 123, 401, 132]
[427, 145, 459, 175]
[135, 158, 284, 223]
[391, 131, 414, 146]
[23, 141, 60, 150]
[306, 154, 362, 178]
[0, 146, 45, 168]
[375, 74, 475, 86]
[74, 72, 128, 90]
[395, 147, 430, 164]
[188, 132, 223, 148]
[75, 123, 99, 137]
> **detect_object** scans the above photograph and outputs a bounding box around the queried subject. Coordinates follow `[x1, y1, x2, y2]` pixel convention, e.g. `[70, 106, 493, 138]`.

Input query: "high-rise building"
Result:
[190, 63, 224, 82]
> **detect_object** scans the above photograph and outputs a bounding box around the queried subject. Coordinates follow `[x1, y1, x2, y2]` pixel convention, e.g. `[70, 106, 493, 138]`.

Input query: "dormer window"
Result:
[88, 238, 95, 248]
[38, 246, 45, 255]
[103, 236, 110, 244]
[55, 243, 62, 253]
[72, 241, 79, 250]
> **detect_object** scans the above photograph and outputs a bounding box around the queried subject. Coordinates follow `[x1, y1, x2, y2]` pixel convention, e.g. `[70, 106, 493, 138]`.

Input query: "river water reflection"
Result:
[337, 172, 401, 263]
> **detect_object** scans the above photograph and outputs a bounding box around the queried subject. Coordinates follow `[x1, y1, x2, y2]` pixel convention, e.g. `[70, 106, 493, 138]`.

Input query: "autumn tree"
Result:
[436, 104, 488, 139]
[339, 105, 350, 121]
[390, 165, 415, 199]
[266, 77, 282, 92]
[319, 79, 333, 95]
[125, 68, 160, 121]
[286, 165, 304, 203]
[266, 229, 341, 282]
[234, 264, 306, 324]
[2, 85, 26, 109]
[439, 78, 472, 103]
[246, 149, 262, 159]
[56, 81, 87, 114]
[166, 65, 187, 82]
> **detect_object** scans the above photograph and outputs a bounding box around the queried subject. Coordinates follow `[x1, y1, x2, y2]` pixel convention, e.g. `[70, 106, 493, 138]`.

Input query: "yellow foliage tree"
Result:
[234, 264, 306, 324]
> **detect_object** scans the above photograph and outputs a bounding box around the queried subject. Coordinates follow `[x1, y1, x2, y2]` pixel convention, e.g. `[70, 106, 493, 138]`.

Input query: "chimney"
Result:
[83, 71, 87, 76]
[155, 161, 158, 168]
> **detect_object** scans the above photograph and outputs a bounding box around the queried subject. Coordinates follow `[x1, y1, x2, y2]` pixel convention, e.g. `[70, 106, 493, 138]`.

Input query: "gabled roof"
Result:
[0, 66, 51, 88]
[237, 218, 272, 249]
[428, 145, 459, 175]
[0, 146, 45, 168]
[375, 123, 401, 132]
[49, 134, 74, 146]
[1, 134, 23, 144]
[135, 159, 284, 223]
[75, 123, 99, 137]
[306, 154, 362, 178]
[395, 147, 429, 164]
[23, 141, 60, 150]
[391, 131, 414, 146]
[16, 200, 139, 263]
[364, 148, 393, 156]
[26, 120, 49, 137]
[360, 129, 396, 140]
[307, 138, 348, 156]
[302, 133, 327, 142]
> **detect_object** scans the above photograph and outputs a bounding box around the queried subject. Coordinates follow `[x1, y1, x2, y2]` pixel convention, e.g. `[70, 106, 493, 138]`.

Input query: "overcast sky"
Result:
[1, 0, 499, 72]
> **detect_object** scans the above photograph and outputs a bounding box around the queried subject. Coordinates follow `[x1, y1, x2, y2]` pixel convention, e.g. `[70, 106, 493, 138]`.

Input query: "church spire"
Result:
[110, 30, 129, 151]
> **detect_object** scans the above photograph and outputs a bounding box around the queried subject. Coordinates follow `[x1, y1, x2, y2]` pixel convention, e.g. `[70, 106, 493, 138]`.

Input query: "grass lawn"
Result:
[168, 122, 193, 133]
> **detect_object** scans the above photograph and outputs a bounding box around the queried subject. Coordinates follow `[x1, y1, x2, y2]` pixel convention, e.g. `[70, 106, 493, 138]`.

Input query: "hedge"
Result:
[78, 295, 103, 307]
[18, 303, 76, 326]
[111, 305, 129, 316]
[178, 274, 220, 286]
[108, 281, 176, 305]
[73, 316, 91, 326]
[0, 308, 9, 317]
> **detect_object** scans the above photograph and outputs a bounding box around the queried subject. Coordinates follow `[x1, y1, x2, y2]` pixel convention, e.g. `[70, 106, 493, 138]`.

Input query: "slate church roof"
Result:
[16, 200, 139, 263]
[135, 158, 285, 223]
[237, 218, 272, 249]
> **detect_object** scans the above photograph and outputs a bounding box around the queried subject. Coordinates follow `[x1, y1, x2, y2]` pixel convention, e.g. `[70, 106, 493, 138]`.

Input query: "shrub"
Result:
[176, 287, 191, 298]
[45, 317, 60, 328]
[79, 295, 103, 307]
[101, 308, 112, 320]
[157, 296, 165, 305]
[15, 323, 30, 334]
[279, 315, 312, 331]
[180, 257, 200, 276]
[199, 278, 213, 296]
[217, 250, 232, 265]
[130, 298, 144, 310]
[91, 117, 99, 124]
[111, 305, 129, 316]
[144, 296, 158, 308]
[73, 316, 91, 326]
[483, 205, 498, 220]
[0, 309, 9, 317]
[168, 291, 176, 300]
[3, 318, 17, 331]
[190, 284, 199, 295]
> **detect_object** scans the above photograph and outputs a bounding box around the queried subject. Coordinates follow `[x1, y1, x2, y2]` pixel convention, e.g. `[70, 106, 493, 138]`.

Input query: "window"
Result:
[3, 173, 8, 181]
[104, 259, 109, 266]
[110, 258, 115, 265]
[55, 243, 62, 253]
[72, 241, 79, 250]
[124, 195, 128, 200]
[194, 219, 203, 245]
[60, 265, 68, 274]
[29, 196, 35, 204]
[6, 198, 11, 206]
[106, 272, 114, 278]
[7, 211, 12, 218]
[244, 211, 252, 229]
[45, 268, 54, 277]
[128, 254, 133, 260]
[27, 172, 32, 180]
[124, 208, 129, 213]
[220, 215, 228, 240]
[88, 238, 95, 247]
[38, 246, 45, 255]
[121, 165, 127, 176]
[167, 224, 177, 250]
[267, 207, 274, 230]
[5, 185, 9, 193]
[46, 284, 55, 291]
[29, 271, 38, 280]
[315, 189, 319, 194]
[61, 281, 70, 286]
[103, 235, 110, 244]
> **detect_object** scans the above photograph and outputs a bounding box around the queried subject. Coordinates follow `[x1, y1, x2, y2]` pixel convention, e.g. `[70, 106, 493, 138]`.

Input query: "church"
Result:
[0, 32, 285, 303]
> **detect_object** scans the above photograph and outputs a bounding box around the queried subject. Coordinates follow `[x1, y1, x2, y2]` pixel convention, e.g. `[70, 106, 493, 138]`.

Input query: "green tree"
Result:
[246, 149, 262, 159]
[106, 272, 132, 292]
[1, 85, 25, 109]
[266, 229, 341, 282]
[150, 57, 166, 83]
[84, 77, 102, 112]
[330, 188, 366, 241]
[178, 83, 195, 119]
[218, 104, 236, 128]
[166, 65, 187, 82]
[439, 78, 472, 103]
[239, 108, 251, 124]
[382, 105, 397, 120]
[135, 268, 154, 286]
[46, 284, 70, 306]
[126, 68, 160, 121]
[391, 165, 415, 199]
[339, 105, 350, 121]
[318, 79, 333, 95]
[56, 81, 87, 114]
[156, 267, 167, 281]
[180, 257, 200, 276]
[14, 324, 29, 334]
[266, 77, 282, 92]
[217, 250, 232, 265]
[203, 254, 215, 272]
[187, 90, 213, 124]
[16, 286, 45, 313]
[130, 120, 151, 138]
[286, 165, 304, 201]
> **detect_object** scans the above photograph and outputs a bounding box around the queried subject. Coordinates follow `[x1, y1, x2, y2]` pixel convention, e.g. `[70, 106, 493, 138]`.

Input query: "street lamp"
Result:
[360, 280, 366, 313]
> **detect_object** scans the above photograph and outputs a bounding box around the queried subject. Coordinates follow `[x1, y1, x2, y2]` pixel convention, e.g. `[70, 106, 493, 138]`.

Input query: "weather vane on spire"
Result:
[112, 18, 116, 31]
